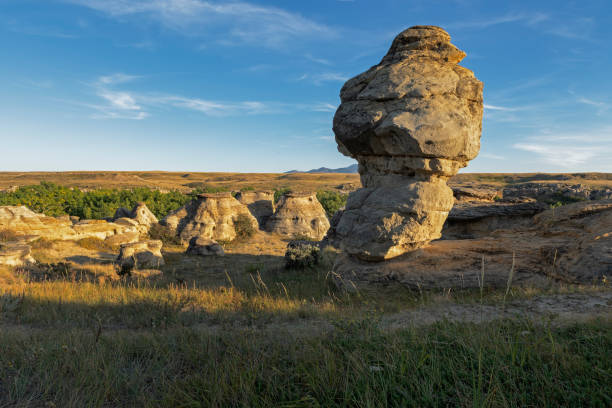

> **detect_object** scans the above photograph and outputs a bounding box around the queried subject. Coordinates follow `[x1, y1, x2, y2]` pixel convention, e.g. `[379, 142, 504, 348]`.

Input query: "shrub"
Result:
[77, 237, 113, 252]
[274, 187, 292, 203]
[234, 214, 255, 241]
[284, 241, 321, 269]
[316, 190, 348, 218]
[0, 182, 191, 220]
[149, 224, 182, 246]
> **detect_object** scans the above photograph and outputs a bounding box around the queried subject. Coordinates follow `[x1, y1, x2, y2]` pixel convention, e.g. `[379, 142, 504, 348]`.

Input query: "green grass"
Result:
[1, 258, 611, 407]
[0, 318, 610, 407]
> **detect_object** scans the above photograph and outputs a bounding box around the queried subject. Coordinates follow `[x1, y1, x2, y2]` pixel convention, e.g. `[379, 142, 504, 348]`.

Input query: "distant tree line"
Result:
[0, 182, 348, 220]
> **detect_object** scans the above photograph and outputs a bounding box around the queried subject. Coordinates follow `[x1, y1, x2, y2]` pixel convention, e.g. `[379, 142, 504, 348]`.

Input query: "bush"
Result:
[316, 190, 348, 218]
[234, 214, 255, 241]
[0, 182, 191, 220]
[284, 241, 321, 269]
[274, 187, 292, 203]
[149, 224, 182, 246]
[77, 237, 113, 252]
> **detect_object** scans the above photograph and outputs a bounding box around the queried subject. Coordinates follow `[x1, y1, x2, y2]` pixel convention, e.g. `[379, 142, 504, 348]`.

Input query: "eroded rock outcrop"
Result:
[265, 192, 330, 240]
[333, 200, 612, 289]
[332, 26, 483, 260]
[116, 240, 164, 271]
[186, 236, 225, 256]
[235, 191, 275, 228]
[0, 206, 140, 244]
[161, 193, 257, 243]
[0, 242, 35, 266]
[113, 202, 158, 234]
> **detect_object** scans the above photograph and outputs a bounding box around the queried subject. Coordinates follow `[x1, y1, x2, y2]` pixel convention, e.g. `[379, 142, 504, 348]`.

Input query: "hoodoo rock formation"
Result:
[235, 191, 275, 229]
[332, 26, 483, 260]
[161, 192, 257, 243]
[266, 192, 330, 240]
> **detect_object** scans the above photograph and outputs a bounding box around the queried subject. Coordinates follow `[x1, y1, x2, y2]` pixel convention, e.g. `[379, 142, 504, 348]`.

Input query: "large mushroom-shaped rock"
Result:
[332, 26, 483, 260]
[265, 192, 330, 240]
[116, 240, 164, 271]
[235, 191, 275, 228]
[0, 242, 35, 266]
[161, 193, 257, 243]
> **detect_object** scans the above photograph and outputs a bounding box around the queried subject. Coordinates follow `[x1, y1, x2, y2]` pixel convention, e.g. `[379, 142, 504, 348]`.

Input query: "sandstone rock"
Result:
[443, 201, 547, 240]
[503, 183, 612, 202]
[331, 26, 483, 260]
[113, 202, 158, 234]
[0, 242, 35, 266]
[161, 193, 257, 243]
[0, 206, 141, 243]
[0, 206, 76, 240]
[186, 236, 225, 256]
[116, 240, 164, 271]
[265, 192, 330, 240]
[333, 200, 612, 290]
[235, 191, 275, 228]
[452, 186, 500, 202]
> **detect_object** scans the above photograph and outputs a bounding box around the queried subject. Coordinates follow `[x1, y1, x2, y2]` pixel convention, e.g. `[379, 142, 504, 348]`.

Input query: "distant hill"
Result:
[285, 164, 358, 174]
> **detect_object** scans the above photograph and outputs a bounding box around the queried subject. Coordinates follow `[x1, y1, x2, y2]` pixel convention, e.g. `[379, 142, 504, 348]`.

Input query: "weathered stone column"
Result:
[332, 26, 483, 260]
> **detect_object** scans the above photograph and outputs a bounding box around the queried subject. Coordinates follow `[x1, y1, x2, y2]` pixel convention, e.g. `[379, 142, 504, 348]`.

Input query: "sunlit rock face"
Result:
[332, 25, 483, 260]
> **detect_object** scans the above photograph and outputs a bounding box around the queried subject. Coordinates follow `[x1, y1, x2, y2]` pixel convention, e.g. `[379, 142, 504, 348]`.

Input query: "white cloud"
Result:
[447, 12, 549, 30]
[298, 72, 348, 85]
[63, 0, 334, 48]
[84, 73, 338, 119]
[484, 104, 519, 112]
[513, 127, 612, 169]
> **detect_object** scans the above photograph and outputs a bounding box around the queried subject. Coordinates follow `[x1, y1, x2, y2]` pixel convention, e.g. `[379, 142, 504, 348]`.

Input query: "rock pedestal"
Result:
[161, 192, 257, 243]
[332, 25, 483, 260]
[265, 192, 330, 240]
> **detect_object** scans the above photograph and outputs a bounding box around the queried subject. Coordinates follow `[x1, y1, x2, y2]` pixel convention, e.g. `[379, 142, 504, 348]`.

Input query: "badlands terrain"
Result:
[0, 170, 611, 406]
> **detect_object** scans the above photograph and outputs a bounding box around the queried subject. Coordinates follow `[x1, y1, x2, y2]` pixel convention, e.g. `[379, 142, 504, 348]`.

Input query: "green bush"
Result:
[234, 214, 255, 241]
[0, 182, 190, 220]
[274, 187, 292, 203]
[316, 190, 348, 218]
[284, 241, 321, 269]
[149, 224, 183, 246]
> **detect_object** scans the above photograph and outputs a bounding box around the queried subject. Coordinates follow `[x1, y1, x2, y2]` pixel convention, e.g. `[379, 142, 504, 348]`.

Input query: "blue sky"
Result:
[1, 0, 611, 173]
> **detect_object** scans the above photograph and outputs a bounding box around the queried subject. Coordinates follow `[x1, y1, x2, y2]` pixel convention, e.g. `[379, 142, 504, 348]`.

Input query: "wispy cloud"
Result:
[298, 72, 348, 85]
[63, 0, 334, 48]
[446, 12, 549, 30]
[84, 73, 337, 119]
[513, 127, 612, 169]
[484, 104, 520, 112]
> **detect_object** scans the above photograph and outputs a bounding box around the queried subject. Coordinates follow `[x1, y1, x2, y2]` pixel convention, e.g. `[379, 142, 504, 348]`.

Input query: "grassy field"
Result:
[1, 239, 611, 407]
[2, 171, 612, 193]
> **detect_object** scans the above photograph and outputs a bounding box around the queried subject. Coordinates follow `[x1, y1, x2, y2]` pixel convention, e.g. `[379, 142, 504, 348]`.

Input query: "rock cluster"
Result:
[333, 199, 612, 289]
[331, 26, 483, 260]
[235, 191, 275, 228]
[265, 192, 330, 240]
[161, 192, 257, 243]
[0, 205, 142, 245]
